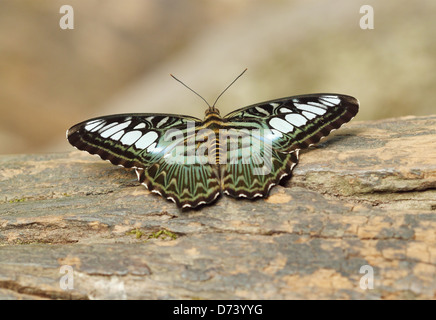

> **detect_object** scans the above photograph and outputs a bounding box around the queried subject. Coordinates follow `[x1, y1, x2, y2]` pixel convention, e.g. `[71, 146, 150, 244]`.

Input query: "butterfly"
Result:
[67, 71, 359, 209]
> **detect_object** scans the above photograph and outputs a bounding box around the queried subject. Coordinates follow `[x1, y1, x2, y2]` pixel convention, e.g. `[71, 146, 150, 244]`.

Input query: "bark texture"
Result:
[0, 115, 435, 299]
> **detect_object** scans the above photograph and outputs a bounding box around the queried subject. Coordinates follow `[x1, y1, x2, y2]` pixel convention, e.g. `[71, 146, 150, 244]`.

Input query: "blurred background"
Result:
[0, 0, 435, 154]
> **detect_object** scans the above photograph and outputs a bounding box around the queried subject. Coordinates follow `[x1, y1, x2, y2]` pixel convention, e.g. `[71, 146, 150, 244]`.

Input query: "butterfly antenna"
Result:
[212, 68, 247, 108]
[170, 74, 212, 109]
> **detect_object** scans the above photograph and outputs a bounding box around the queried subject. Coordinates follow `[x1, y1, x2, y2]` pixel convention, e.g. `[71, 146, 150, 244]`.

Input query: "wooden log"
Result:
[0, 115, 435, 299]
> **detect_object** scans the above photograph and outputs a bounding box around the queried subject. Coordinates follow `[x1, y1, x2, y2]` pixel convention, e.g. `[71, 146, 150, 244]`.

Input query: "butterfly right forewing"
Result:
[224, 93, 359, 153]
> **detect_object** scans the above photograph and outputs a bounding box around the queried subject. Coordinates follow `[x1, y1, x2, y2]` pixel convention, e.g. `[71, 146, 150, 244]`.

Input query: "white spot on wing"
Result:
[308, 101, 328, 109]
[99, 121, 131, 137]
[92, 122, 108, 132]
[321, 95, 340, 105]
[285, 113, 308, 127]
[99, 122, 120, 135]
[295, 103, 326, 115]
[280, 107, 293, 113]
[111, 130, 124, 141]
[134, 123, 146, 129]
[120, 130, 142, 145]
[156, 117, 169, 128]
[269, 118, 294, 133]
[302, 111, 316, 120]
[84, 119, 104, 132]
[255, 107, 270, 116]
[271, 129, 283, 138]
[85, 120, 105, 132]
[146, 142, 158, 153]
[135, 131, 158, 149]
[85, 119, 101, 125]
[265, 128, 283, 141]
[269, 102, 280, 107]
[100, 123, 120, 138]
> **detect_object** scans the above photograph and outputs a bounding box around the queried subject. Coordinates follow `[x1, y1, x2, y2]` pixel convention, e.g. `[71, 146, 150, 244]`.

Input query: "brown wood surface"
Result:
[0, 115, 435, 299]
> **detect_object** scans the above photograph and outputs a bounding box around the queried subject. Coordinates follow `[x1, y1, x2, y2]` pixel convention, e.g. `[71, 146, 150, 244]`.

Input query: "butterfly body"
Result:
[67, 93, 358, 209]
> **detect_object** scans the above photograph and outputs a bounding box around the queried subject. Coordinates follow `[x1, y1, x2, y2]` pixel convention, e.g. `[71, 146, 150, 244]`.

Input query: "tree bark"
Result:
[0, 115, 435, 299]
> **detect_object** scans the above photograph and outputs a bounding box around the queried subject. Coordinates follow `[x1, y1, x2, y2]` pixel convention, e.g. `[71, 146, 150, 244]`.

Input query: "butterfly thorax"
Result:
[204, 106, 221, 119]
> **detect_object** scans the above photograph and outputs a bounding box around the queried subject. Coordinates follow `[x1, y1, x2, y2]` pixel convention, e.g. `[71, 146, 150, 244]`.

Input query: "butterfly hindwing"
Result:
[221, 148, 299, 199]
[213, 126, 297, 198]
[224, 94, 359, 153]
[136, 161, 221, 208]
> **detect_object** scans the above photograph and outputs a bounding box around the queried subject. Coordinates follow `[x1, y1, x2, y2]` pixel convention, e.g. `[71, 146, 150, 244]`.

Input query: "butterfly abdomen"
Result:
[202, 112, 224, 165]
